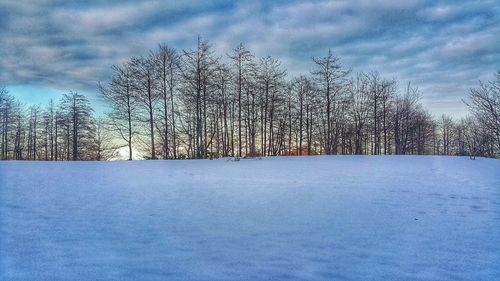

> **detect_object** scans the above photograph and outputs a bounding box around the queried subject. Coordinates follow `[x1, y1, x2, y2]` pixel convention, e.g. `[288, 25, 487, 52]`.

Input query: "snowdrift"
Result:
[1, 156, 499, 280]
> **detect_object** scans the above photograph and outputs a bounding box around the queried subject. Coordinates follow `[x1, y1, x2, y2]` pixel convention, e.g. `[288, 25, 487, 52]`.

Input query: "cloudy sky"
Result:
[1, 0, 499, 117]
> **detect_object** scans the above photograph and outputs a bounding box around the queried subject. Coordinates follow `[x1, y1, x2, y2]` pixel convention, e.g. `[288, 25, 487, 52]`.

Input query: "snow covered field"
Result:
[1, 156, 499, 281]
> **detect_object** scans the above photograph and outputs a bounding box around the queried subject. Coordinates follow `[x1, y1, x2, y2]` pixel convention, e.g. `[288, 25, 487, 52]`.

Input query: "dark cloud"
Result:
[1, 0, 499, 117]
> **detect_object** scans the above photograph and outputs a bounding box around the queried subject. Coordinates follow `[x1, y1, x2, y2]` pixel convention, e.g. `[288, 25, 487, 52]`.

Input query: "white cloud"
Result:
[1, 0, 499, 118]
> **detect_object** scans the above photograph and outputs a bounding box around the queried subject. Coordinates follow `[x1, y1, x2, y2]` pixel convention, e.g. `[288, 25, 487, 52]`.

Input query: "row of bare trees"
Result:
[0, 90, 115, 160]
[1, 39, 498, 160]
[436, 72, 499, 157]
[99, 39, 498, 159]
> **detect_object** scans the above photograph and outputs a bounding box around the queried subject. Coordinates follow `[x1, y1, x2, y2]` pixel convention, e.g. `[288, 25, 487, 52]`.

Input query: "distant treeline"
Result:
[1, 38, 499, 160]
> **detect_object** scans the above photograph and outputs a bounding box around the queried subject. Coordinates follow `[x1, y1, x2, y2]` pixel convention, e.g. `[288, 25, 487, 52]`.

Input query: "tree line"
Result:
[1, 38, 498, 160]
[0, 91, 114, 161]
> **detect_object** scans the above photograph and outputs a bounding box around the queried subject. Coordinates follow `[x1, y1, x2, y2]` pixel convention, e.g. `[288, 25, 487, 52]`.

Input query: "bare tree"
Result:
[100, 62, 137, 160]
[229, 43, 255, 158]
[92, 117, 117, 160]
[312, 50, 350, 154]
[131, 56, 159, 159]
[465, 73, 500, 152]
[348, 74, 370, 155]
[181, 36, 218, 159]
[0, 87, 15, 160]
[59, 92, 94, 161]
[154, 44, 181, 159]
[256, 56, 286, 156]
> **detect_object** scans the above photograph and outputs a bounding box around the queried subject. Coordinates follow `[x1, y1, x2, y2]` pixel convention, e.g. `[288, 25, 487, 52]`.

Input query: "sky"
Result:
[1, 0, 499, 117]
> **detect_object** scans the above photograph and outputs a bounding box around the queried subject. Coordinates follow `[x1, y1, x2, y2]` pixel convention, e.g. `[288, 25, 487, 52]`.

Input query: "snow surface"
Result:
[1, 156, 499, 281]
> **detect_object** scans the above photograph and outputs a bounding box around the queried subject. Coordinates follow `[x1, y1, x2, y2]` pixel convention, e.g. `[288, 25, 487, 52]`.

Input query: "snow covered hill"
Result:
[1, 156, 499, 281]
